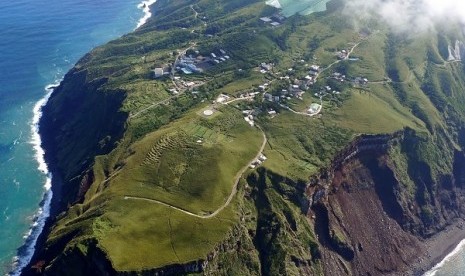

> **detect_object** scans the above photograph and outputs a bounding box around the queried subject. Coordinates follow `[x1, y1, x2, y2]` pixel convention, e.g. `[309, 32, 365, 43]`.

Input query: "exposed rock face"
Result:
[305, 129, 465, 275]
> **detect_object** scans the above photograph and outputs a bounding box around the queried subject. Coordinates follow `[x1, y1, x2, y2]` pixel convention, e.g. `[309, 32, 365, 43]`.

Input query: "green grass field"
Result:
[108, 105, 263, 214]
[97, 197, 238, 271]
[331, 89, 424, 134]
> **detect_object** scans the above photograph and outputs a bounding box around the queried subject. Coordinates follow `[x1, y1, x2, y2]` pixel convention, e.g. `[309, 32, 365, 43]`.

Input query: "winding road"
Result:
[124, 125, 267, 219]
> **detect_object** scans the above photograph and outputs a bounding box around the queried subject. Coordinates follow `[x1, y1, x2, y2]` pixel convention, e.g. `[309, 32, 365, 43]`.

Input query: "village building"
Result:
[270, 22, 281, 27]
[260, 63, 273, 71]
[153, 68, 164, 78]
[260, 17, 272, 23]
[310, 65, 320, 72]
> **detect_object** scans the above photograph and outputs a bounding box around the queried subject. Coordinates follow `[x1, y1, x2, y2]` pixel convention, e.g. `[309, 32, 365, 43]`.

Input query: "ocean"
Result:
[0, 0, 152, 274]
[425, 240, 465, 276]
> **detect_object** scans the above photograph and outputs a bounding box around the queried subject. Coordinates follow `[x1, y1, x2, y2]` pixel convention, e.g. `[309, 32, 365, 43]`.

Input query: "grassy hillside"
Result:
[32, 0, 465, 275]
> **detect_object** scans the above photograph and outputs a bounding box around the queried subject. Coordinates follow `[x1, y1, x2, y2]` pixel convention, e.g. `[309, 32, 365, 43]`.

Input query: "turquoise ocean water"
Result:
[0, 0, 150, 274]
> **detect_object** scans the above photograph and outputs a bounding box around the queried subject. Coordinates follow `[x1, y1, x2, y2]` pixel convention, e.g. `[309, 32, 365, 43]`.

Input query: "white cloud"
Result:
[344, 0, 465, 33]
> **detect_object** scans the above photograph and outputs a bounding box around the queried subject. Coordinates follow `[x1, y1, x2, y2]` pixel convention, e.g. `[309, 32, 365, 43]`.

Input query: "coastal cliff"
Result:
[23, 0, 465, 275]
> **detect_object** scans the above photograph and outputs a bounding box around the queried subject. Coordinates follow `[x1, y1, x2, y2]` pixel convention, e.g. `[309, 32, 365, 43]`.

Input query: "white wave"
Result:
[8, 83, 57, 276]
[424, 239, 465, 276]
[136, 0, 157, 29]
[30, 83, 56, 180]
[9, 0, 159, 272]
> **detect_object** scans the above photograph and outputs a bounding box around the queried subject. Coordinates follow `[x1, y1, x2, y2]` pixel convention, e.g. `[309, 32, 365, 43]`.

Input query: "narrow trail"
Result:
[124, 126, 268, 219]
[125, 35, 373, 216]
[319, 40, 361, 76]
[130, 94, 179, 119]
[191, 5, 198, 19]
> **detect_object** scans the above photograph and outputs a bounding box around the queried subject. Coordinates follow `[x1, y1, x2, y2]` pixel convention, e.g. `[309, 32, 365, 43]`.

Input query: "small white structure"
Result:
[203, 109, 214, 116]
[153, 68, 164, 78]
[244, 116, 254, 127]
[310, 65, 320, 71]
[308, 103, 322, 115]
[216, 94, 230, 103]
[260, 17, 272, 23]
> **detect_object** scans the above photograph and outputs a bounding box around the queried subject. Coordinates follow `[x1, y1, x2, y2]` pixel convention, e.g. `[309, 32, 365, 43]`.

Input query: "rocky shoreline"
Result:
[408, 218, 465, 276]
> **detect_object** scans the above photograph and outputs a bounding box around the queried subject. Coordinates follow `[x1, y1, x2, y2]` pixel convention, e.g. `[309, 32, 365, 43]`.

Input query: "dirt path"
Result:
[124, 125, 267, 218]
[191, 5, 198, 19]
[319, 41, 361, 76]
[130, 94, 179, 119]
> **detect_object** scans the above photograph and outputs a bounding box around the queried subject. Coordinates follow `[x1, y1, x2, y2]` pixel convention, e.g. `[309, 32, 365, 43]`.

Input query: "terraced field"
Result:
[106, 106, 263, 214]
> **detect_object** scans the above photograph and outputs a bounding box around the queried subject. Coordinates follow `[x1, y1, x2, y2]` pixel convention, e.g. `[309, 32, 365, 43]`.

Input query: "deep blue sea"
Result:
[0, 0, 151, 274]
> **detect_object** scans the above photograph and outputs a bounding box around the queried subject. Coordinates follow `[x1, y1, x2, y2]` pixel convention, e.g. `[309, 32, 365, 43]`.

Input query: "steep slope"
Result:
[25, 0, 465, 275]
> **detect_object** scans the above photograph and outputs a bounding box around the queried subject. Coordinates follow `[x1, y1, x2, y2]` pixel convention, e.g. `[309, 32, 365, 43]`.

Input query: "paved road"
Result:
[124, 125, 267, 218]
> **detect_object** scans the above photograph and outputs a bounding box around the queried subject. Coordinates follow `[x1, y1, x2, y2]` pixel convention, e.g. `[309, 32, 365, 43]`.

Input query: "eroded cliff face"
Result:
[40, 67, 128, 212]
[305, 129, 465, 275]
[24, 66, 129, 276]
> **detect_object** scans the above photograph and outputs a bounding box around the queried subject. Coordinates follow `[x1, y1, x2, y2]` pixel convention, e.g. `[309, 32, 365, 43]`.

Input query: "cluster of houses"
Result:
[262, 64, 324, 103]
[331, 72, 346, 82]
[210, 49, 231, 64]
[260, 62, 274, 73]
[168, 78, 201, 94]
[250, 154, 267, 169]
[259, 13, 286, 27]
[353, 76, 369, 86]
[177, 55, 204, 74]
[174, 48, 231, 75]
[314, 85, 341, 98]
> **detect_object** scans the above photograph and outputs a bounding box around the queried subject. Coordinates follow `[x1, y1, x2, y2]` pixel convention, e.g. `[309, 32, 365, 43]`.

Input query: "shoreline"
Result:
[136, 0, 157, 29]
[8, 84, 55, 276]
[9, 0, 158, 275]
[408, 218, 465, 276]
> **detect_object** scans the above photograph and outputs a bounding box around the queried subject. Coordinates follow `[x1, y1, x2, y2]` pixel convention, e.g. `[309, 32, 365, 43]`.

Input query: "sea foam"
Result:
[9, 1, 157, 274]
[424, 239, 465, 276]
[136, 0, 157, 29]
[8, 84, 55, 276]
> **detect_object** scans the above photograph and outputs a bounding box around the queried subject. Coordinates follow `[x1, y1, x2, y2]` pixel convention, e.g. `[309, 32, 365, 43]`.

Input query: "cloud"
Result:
[344, 0, 465, 33]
